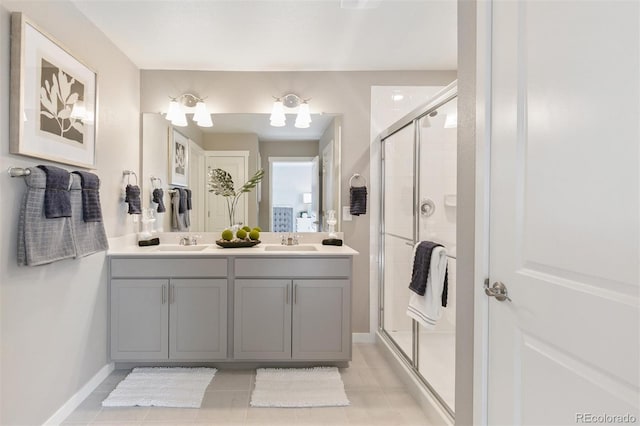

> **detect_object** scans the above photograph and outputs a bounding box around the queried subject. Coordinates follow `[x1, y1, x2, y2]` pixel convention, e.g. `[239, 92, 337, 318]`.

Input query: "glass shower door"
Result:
[382, 124, 416, 361]
[417, 97, 457, 411]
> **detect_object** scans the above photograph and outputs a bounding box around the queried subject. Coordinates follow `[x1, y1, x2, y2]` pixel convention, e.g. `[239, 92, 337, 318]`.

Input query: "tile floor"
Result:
[62, 343, 434, 425]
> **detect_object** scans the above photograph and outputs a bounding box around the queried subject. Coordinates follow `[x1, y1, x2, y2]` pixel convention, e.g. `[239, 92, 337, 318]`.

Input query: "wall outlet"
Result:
[343, 206, 353, 221]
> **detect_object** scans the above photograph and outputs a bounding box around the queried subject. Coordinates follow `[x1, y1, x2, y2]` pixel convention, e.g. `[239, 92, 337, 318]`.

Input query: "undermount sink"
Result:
[154, 245, 209, 252]
[264, 245, 318, 252]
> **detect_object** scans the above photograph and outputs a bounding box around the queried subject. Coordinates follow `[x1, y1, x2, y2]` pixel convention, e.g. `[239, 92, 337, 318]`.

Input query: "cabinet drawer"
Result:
[111, 258, 227, 278]
[235, 258, 351, 278]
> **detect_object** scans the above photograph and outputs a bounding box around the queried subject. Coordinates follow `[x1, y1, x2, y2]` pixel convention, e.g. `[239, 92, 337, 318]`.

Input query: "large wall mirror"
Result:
[141, 112, 342, 233]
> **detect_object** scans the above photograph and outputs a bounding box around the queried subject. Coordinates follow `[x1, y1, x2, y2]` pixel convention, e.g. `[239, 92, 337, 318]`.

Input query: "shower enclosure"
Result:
[379, 84, 457, 417]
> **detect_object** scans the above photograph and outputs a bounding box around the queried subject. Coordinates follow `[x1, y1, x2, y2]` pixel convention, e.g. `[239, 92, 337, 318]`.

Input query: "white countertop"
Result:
[108, 242, 358, 257]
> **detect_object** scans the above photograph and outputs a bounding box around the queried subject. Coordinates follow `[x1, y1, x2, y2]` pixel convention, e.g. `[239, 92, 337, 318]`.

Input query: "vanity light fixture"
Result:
[165, 93, 213, 128]
[270, 93, 312, 129]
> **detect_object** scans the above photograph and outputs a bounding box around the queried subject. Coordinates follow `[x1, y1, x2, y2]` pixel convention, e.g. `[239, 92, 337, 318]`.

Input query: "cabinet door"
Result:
[169, 279, 227, 360]
[234, 279, 291, 360]
[110, 279, 168, 360]
[292, 279, 351, 360]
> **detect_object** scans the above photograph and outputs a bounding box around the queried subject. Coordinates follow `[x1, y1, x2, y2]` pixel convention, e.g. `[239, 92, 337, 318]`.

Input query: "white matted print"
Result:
[10, 13, 97, 169]
[170, 129, 189, 186]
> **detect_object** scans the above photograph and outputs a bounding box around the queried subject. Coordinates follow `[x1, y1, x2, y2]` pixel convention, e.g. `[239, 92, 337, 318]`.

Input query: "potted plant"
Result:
[207, 168, 264, 229]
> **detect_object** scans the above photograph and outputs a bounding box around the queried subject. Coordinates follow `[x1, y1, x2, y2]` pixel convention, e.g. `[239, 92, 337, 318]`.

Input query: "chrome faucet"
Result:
[179, 234, 199, 246]
[281, 233, 300, 246]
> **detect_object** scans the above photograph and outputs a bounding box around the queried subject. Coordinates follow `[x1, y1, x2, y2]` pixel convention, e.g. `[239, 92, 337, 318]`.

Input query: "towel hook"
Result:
[349, 173, 367, 188]
[123, 170, 137, 185]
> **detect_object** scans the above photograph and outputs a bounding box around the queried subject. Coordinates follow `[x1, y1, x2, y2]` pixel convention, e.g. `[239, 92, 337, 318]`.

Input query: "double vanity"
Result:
[108, 238, 357, 366]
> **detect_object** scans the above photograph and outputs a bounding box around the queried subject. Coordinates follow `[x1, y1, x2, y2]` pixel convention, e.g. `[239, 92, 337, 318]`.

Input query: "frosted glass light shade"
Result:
[166, 100, 181, 121]
[171, 110, 188, 127]
[270, 100, 286, 127]
[70, 100, 86, 120]
[193, 101, 213, 127]
[294, 102, 311, 129]
[444, 113, 457, 129]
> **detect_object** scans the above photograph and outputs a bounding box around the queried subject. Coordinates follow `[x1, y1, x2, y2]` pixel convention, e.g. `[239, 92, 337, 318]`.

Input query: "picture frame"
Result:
[10, 13, 98, 169]
[169, 128, 189, 186]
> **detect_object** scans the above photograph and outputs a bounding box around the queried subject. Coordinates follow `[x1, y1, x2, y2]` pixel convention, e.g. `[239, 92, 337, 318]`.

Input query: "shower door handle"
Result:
[484, 280, 512, 302]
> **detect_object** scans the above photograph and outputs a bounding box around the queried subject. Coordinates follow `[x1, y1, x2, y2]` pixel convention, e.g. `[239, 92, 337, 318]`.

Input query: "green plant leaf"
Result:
[238, 169, 265, 194]
[207, 168, 235, 197]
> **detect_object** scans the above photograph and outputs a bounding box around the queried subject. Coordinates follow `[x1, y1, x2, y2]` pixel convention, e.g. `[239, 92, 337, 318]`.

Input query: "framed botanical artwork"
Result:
[10, 13, 97, 169]
[169, 128, 189, 186]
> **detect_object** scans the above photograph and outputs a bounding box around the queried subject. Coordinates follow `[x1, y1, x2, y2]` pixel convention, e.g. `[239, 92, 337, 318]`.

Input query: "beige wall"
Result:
[142, 70, 457, 332]
[141, 114, 204, 233]
[0, 1, 140, 424]
[203, 133, 260, 227]
[258, 140, 320, 230]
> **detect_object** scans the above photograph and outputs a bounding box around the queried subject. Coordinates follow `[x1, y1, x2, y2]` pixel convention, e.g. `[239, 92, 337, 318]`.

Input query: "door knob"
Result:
[484, 280, 512, 302]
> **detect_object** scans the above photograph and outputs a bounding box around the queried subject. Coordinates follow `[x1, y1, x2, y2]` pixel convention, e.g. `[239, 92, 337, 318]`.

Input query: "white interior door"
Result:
[487, 2, 639, 425]
[206, 151, 248, 231]
[188, 141, 206, 232]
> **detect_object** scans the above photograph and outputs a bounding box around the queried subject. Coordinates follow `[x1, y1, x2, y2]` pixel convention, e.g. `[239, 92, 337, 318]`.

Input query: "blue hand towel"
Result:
[350, 186, 367, 216]
[37, 165, 71, 218]
[125, 184, 142, 214]
[185, 188, 192, 210]
[409, 241, 448, 299]
[177, 188, 187, 214]
[72, 171, 103, 222]
[152, 188, 166, 213]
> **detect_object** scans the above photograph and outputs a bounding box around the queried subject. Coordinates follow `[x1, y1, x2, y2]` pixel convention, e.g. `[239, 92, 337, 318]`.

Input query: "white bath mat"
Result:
[250, 367, 350, 408]
[102, 367, 217, 408]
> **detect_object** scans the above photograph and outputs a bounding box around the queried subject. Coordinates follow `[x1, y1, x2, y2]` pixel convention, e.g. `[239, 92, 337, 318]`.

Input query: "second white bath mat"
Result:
[250, 367, 350, 408]
[102, 367, 217, 408]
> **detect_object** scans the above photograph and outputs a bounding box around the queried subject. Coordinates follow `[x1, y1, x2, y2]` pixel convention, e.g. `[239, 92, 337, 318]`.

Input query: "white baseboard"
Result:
[352, 332, 376, 343]
[43, 362, 114, 426]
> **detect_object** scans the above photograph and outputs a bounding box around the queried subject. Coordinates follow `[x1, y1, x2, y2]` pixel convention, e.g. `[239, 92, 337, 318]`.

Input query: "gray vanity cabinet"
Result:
[169, 279, 227, 360]
[109, 258, 228, 361]
[110, 279, 169, 360]
[233, 257, 352, 361]
[292, 279, 350, 360]
[233, 279, 292, 360]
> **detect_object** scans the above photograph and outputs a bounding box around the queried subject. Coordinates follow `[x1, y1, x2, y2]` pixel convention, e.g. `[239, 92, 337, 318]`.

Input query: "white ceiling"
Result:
[71, 0, 457, 71]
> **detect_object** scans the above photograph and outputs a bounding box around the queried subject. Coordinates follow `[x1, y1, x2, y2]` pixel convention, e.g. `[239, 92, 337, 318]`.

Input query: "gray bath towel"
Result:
[70, 174, 109, 257]
[17, 167, 76, 266]
[37, 165, 72, 218]
[170, 190, 185, 231]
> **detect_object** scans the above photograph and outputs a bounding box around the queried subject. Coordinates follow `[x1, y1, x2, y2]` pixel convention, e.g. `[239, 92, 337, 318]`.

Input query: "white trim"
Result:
[43, 362, 114, 426]
[352, 332, 375, 343]
[473, 1, 492, 425]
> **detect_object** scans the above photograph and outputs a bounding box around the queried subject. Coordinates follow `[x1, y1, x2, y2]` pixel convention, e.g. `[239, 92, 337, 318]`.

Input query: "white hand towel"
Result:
[406, 246, 448, 329]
